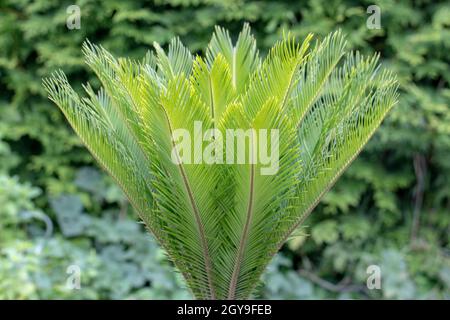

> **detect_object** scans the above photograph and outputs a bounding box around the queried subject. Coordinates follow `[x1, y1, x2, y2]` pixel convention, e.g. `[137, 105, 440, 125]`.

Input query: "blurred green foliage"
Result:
[0, 0, 449, 299]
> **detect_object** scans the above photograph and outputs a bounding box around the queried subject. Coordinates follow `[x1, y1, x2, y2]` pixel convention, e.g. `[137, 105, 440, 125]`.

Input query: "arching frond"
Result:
[287, 30, 347, 127]
[278, 54, 399, 250]
[42, 72, 164, 243]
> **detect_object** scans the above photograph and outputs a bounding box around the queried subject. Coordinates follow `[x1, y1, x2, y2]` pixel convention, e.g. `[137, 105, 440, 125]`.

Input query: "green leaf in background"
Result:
[50, 195, 89, 237]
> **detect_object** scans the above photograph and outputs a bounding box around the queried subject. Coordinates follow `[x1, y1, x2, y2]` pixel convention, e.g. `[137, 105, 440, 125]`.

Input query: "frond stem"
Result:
[231, 47, 237, 89]
[228, 161, 255, 299]
[161, 105, 217, 300]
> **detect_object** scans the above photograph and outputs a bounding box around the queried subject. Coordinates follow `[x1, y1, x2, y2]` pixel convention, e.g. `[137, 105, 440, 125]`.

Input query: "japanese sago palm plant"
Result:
[43, 24, 398, 300]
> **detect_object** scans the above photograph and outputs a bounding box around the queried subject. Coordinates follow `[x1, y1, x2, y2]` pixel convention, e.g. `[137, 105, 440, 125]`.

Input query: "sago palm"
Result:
[43, 24, 398, 300]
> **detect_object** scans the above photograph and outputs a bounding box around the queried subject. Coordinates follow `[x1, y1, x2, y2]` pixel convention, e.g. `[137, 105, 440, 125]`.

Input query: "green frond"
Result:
[153, 37, 193, 81]
[219, 98, 302, 299]
[242, 32, 312, 121]
[281, 56, 399, 248]
[82, 40, 150, 152]
[191, 54, 236, 127]
[207, 23, 260, 95]
[287, 30, 347, 127]
[42, 72, 165, 244]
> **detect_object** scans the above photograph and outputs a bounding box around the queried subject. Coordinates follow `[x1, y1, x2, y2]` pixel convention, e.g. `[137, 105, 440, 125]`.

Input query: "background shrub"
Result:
[0, 0, 449, 299]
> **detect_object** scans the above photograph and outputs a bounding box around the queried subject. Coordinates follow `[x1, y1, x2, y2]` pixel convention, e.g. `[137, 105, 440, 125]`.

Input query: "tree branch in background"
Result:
[410, 153, 426, 246]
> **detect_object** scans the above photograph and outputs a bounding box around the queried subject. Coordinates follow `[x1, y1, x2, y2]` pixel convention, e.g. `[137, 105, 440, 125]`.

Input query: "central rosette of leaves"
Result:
[44, 24, 398, 299]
